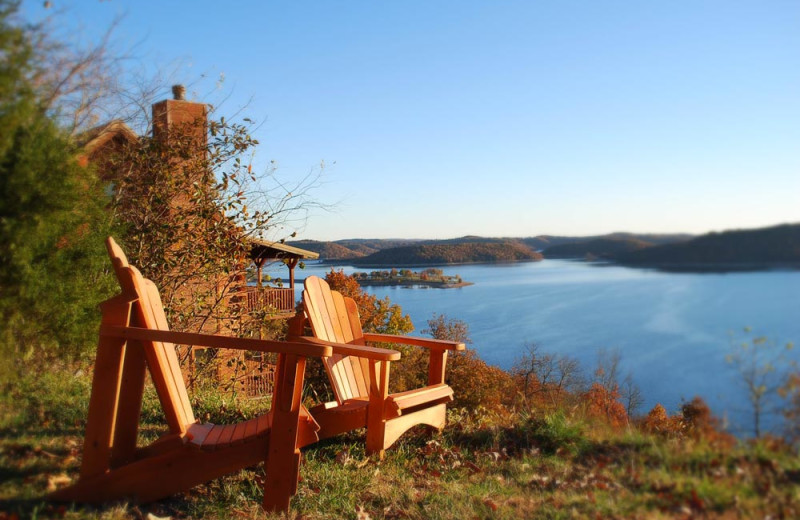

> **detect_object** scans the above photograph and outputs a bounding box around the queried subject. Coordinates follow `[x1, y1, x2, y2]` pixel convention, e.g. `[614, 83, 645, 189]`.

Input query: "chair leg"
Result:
[262, 441, 300, 512]
[365, 419, 388, 459]
[367, 360, 391, 459]
[263, 353, 305, 512]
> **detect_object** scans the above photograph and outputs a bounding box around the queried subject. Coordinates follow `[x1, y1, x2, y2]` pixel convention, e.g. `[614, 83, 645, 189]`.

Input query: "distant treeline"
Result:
[616, 223, 800, 271]
[291, 223, 800, 271]
[350, 241, 542, 266]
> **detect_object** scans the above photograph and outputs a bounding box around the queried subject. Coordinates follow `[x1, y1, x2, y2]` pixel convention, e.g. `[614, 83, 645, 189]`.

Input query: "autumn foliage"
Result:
[584, 383, 629, 429]
[324, 269, 413, 335]
[639, 397, 733, 447]
[641, 403, 683, 436]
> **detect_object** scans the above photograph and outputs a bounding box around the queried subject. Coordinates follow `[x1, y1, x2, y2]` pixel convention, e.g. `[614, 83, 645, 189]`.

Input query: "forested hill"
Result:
[350, 241, 543, 266]
[617, 223, 800, 270]
[287, 240, 365, 260]
[290, 226, 800, 270]
[520, 233, 693, 252]
[543, 237, 653, 260]
[291, 233, 690, 261]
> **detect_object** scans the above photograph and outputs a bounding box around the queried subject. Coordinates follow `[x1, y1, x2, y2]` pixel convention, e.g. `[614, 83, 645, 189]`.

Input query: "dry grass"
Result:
[2, 367, 800, 519]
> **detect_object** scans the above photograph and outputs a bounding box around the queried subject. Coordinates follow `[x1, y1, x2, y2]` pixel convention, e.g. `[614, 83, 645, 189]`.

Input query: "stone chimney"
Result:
[152, 84, 207, 148]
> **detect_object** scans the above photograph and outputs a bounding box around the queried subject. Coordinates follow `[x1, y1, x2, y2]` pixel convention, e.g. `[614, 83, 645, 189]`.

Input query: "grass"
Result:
[2, 365, 800, 519]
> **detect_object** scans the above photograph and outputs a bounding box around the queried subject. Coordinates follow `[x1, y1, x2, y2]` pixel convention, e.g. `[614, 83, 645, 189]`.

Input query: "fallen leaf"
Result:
[485, 451, 502, 462]
[46, 474, 72, 492]
[529, 474, 550, 489]
[688, 489, 705, 511]
[336, 449, 352, 466]
[146, 514, 171, 520]
[464, 461, 482, 474]
[355, 505, 372, 520]
[483, 499, 499, 511]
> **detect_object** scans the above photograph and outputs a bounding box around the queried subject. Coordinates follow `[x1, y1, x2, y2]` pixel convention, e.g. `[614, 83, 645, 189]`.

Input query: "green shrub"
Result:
[518, 410, 589, 456]
[0, 362, 91, 431]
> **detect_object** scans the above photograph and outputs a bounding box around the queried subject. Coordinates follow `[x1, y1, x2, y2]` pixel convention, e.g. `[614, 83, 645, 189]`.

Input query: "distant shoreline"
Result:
[356, 279, 474, 289]
[615, 261, 800, 273]
[319, 258, 542, 268]
[314, 257, 800, 274]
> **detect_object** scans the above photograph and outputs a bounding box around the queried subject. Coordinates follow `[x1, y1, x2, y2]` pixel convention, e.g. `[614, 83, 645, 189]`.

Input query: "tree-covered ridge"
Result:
[351, 241, 543, 266]
[543, 237, 654, 260]
[288, 239, 367, 260]
[617, 223, 800, 270]
[289, 233, 693, 261]
[292, 225, 800, 272]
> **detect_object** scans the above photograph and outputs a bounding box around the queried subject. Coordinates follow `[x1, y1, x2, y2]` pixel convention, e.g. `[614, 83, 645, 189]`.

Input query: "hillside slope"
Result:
[617, 223, 800, 270]
[351, 241, 543, 265]
[543, 238, 653, 260]
[288, 240, 365, 260]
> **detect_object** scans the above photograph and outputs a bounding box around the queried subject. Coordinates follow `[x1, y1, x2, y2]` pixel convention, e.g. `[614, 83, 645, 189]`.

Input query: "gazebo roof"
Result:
[249, 239, 320, 262]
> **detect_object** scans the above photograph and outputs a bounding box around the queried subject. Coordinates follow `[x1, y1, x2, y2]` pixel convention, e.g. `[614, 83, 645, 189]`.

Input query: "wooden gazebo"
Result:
[245, 239, 320, 315]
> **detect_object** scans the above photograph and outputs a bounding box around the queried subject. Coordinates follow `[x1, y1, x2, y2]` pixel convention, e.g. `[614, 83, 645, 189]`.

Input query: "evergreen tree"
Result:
[0, 1, 115, 377]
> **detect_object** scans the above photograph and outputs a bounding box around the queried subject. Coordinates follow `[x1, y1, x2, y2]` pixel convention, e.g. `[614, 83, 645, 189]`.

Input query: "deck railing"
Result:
[242, 286, 296, 314]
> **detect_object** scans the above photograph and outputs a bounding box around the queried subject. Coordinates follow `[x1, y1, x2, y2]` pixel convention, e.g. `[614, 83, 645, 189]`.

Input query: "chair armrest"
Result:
[362, 333, 465, 352]
[99, 325, 332, 358]
[291, 335, 400, 361]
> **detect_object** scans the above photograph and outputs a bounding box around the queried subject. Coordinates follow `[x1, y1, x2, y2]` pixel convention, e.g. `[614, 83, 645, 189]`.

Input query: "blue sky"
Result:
[24, 1, 800, 241]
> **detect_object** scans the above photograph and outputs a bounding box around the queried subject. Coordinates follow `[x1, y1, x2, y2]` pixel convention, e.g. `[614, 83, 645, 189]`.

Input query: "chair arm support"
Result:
[290, 335, 401, 361]
[99, 325, 332, 358]
[362, 333, 465, 351]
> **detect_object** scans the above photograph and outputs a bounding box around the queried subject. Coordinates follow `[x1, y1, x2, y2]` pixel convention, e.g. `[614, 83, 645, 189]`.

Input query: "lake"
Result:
[269, 259, 800, 434]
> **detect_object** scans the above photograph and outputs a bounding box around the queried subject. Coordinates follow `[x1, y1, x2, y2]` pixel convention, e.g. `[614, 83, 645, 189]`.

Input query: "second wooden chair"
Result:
[290, 275, 465, 457]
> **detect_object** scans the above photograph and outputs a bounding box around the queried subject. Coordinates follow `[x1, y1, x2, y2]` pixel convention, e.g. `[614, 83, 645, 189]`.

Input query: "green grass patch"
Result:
[2, 364, 800, 519]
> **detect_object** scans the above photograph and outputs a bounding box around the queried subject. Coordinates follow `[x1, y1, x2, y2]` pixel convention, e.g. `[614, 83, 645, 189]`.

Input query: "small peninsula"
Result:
[353, 268, 473, 288]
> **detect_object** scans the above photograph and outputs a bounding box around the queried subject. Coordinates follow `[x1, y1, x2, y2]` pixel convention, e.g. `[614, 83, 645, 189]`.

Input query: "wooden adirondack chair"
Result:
[49, 238, 332, 512]
[290, 275, 465, 457]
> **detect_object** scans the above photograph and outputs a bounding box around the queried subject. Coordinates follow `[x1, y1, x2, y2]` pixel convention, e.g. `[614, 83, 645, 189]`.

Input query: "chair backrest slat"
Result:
[141, 278, 195, 428]
[331, 292, 370, 396]
[303, 276, 370, 403]
[106, 238, 195, 433]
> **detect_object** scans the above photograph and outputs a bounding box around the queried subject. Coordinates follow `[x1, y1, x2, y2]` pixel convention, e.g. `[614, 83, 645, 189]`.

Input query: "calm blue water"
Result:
[268, 259, 800, 433]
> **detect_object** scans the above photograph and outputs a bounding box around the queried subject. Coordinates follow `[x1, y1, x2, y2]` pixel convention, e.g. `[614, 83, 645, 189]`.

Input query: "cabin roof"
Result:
[249, 239, 320, 261]
[77, 120, 139, 155]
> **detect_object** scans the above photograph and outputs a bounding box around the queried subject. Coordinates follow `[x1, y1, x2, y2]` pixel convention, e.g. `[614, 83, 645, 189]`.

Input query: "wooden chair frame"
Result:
[290, 276, 465, 457]
[49, 238, 332, 512]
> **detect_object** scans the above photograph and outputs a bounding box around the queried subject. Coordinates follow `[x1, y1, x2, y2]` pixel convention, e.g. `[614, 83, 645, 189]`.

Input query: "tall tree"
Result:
[0, 0, 116, 377]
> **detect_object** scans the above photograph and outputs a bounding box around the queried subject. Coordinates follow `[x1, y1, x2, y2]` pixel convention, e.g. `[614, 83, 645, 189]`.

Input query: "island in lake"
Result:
[353, 268, 473, 288]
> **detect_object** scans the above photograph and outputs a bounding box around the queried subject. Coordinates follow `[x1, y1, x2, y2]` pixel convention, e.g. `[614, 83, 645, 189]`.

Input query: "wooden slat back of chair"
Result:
[303, 276, 370, 404]
[105, 238, 195, 434]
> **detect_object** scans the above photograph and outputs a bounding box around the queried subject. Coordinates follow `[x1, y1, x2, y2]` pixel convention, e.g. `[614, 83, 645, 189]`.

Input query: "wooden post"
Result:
[366, 360, 390, 458]
[263, 352, 306, 511]
[287, 258, 299, 290]
[79, 295, 134, 478]
[254, 258, 266, 288]
[110, 340, 147, 469]
[428, 351, 449, 386]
